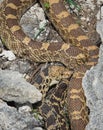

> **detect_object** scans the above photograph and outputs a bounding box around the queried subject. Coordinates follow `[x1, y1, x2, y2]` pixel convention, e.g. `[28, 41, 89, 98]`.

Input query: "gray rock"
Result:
[9, 60, 32, 74]
[20, 3, 48, 41]
[34, 128, 43, 130]
[0, 69, 42, 104]
[0, 50, 16, 61]
[97, 19, 103, 42]
[18, 105, 32, 113]
[83, 45, 103, 130]
[0, 99, 43, 130]
[82, 14, 103, 130]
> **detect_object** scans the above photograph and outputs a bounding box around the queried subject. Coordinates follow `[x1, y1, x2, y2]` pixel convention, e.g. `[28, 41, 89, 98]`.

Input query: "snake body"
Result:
[31, 64, 72, 129]
[0, 0, 99, 130]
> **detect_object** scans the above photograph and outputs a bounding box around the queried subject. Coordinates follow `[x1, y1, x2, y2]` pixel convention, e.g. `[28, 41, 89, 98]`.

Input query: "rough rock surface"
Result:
[83, 52, 103, 130]
[97, 19, 103, 42]
[0, 69, 42, 104]
[0, 99, 43, 130]
[20, 3, 62, 42]
[83, 23, 103, 130]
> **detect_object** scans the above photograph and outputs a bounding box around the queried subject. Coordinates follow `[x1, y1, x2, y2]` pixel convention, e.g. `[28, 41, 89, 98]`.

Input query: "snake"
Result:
[0, 0, 99, 130]
[30, 64, 72, 129]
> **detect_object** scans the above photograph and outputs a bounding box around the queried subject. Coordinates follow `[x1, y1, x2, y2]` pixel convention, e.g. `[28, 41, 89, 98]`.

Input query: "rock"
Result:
[83, 44, 103, 130]
[82, 13, 103, 130]
[0, 50, 16, 61]
[97, 6, 103, 20]
[18, 105, 32, 113]
[0, 69, 42, 104]
[20, 3, 48, 41]
[34, 128, 43, 130]
[0, 99, 43, 130]
[97, 19, 103, 42]
[83, 64, 103, 130]
[9, 59, 33, 74]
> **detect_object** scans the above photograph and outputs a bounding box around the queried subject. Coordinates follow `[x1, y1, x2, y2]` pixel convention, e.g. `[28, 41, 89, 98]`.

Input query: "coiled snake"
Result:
[0, 0, 99, 130]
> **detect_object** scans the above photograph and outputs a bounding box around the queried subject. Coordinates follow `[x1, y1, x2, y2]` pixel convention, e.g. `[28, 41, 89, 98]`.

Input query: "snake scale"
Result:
[0, 0, 99, 130]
